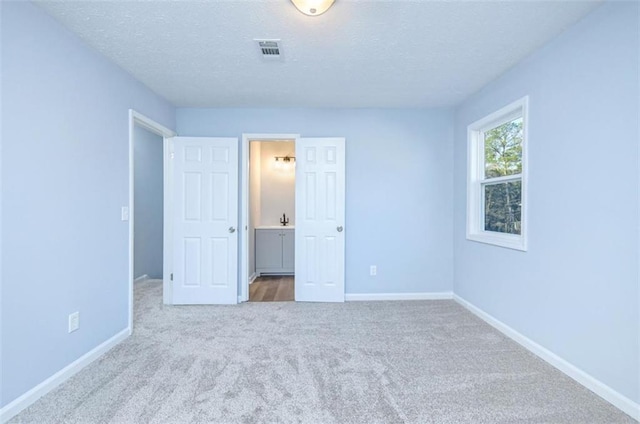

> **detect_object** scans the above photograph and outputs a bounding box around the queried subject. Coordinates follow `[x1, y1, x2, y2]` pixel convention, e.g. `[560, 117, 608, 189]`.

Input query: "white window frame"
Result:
[466, 96, 528, 251]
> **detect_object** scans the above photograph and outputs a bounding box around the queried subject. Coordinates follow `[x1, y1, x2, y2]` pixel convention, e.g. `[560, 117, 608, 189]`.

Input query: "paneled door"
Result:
[171, 137, 238, 304]
[295, 138, 346, 302]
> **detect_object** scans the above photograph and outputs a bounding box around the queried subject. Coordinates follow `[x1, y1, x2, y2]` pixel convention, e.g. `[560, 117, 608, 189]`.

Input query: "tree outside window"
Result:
[483, 118, 523, 234]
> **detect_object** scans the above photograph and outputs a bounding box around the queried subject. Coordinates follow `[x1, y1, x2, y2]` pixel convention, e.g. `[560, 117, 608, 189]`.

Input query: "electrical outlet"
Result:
[370, 265, 377, 276]
[68, 312, 79, 333]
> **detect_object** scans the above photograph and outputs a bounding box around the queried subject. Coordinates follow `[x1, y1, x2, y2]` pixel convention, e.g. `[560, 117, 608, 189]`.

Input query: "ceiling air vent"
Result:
[255, 39, 282, 59]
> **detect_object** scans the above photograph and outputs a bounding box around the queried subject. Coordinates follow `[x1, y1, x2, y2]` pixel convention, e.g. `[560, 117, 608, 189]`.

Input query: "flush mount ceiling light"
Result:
[291, 0, 335, 16]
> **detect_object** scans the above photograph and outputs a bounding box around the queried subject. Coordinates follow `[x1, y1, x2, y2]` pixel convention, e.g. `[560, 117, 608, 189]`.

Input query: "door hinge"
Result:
[170, 273, 173, 281]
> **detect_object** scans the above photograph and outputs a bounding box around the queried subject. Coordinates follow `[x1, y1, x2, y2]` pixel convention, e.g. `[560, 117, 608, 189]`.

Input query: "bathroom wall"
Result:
[248, 141, 296, 277]
[248, 142, 262, 278]
[259, 141, 295, 227]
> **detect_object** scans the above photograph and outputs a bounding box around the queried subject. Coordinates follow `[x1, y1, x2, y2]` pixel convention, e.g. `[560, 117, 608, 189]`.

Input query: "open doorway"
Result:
[241, 133, 346, 304]
[133, 126, 164, 284]
[248, 139, 296, 302]
[127, 110, 175, 332]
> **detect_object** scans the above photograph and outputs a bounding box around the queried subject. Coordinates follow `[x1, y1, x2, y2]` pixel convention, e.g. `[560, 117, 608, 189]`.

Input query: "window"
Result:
[467, 96, 528, 251]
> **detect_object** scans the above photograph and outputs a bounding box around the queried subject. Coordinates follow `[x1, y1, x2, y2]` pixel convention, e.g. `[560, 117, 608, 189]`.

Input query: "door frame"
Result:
[128, 110, 176, 334]
[240, 133, 300, 302]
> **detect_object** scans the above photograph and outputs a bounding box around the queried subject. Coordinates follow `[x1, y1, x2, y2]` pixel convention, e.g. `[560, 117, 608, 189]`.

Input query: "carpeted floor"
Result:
[10, 280, 635, 424]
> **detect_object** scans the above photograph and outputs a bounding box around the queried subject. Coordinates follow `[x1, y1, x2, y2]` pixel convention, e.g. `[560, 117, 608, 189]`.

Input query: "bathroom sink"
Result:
[256, 225, 295, 229]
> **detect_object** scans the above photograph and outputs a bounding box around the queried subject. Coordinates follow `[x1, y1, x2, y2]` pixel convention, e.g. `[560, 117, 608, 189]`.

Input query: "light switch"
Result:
[68, 312, 79, 333]
[121, 206, 129, 221]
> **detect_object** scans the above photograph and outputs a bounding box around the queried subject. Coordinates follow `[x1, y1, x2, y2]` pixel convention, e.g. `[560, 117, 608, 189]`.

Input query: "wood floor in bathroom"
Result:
[249, 276, 294, 302]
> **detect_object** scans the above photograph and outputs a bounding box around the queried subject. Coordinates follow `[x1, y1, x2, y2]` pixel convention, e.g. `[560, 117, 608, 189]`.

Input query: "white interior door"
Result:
[171, 137, 238, 304]
[295, 137, 346, 302]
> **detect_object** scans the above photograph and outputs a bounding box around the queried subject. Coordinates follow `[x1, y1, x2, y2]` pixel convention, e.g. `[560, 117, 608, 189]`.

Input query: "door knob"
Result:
[229, 226, 236, 233]
[337, 226, 343, 232]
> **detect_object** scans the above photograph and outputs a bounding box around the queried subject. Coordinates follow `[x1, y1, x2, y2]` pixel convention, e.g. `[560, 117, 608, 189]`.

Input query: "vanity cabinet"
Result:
[255, 228, 294, 275]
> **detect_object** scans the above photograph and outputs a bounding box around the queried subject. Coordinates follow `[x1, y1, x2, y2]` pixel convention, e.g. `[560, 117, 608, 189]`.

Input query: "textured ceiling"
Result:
[35, 0, 602, 108]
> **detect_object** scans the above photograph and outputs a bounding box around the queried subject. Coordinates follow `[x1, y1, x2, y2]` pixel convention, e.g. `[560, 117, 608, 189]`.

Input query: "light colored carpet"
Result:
[10, 280, 635, 424]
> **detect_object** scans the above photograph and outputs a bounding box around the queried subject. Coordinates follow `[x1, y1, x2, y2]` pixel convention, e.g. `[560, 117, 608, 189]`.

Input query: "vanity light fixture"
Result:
[274, 155, 296, 171]
[275, 155, 296, 164]
[290, 0, 335, 16]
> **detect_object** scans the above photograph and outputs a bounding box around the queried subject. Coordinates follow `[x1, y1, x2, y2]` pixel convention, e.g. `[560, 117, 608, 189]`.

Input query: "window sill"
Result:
[467, 231, 527, 251]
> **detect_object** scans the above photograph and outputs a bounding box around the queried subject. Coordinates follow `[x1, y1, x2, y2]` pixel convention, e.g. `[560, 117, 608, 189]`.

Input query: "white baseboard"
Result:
[345, 292, 453, 301]
[133, 274, 149, 284]
[249, 272, 257, 285]
[453, 294, 640, 421]
[0, 328, 130, 424]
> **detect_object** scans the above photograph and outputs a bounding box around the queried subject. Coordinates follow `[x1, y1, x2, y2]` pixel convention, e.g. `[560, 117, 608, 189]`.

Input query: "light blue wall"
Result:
[134, 126, 164, 280]
[453, 1, 639, 403]
[1, 2, 175, 407]
[177, 108, 454, 295]
[3, 0, 634, 414]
